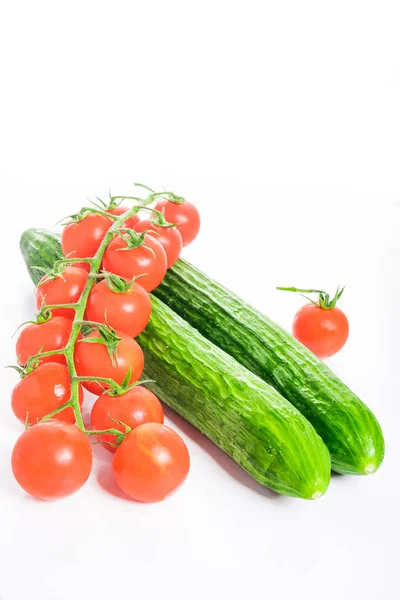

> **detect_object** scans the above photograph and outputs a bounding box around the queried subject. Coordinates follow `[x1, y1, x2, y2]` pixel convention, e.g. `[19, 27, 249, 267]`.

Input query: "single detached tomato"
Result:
[74, 329, 144, 395]
[35, 266, 88, 319]
[16, 316, 75, 366]
[112, 423, 190, 502]
[85, 278, 151, 338]
[12, 421, 92, 500]
[90, 387, 164, 451]
[12, 363, 84, 425]
[107, 205, 140, 230]
[154, 199, 200, 246]
[134, 219, 183, 268]
[278, 286, 349, 359]
[103, 233, 167, 292]
[293, 304, 349, 359]
[61, 213, 113, 270]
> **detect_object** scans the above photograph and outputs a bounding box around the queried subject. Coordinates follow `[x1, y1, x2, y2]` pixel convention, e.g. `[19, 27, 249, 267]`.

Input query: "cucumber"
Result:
[20, 228, 62, 284]
[138, 296, 331, 499]
[19, 228, 331, 499]
[153, 259, 385, 475]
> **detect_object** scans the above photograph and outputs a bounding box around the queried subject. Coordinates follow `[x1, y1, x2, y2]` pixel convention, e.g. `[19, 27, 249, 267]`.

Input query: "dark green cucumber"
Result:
[20, 228, 331, 499]
[153, 259, 385, 475]
[20, 228, 62, 284]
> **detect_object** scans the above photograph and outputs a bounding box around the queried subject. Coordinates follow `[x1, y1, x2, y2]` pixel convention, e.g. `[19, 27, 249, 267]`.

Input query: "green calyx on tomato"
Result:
[277, 285, 346, 310]
[117, 229, 156, 257]
[79, 322, 122, 365]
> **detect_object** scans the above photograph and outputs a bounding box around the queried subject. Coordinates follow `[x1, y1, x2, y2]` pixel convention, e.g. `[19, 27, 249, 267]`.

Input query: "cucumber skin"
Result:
[19, 228, 331, 499]
[153, 259, 385, 475]
[20, 228, 62, 285]
[138, 296, 331, 499]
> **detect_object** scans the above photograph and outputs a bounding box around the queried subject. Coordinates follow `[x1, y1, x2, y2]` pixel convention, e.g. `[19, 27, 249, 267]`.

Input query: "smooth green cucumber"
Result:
[153, 259, 385, 475]
[20, 228, 331, 499]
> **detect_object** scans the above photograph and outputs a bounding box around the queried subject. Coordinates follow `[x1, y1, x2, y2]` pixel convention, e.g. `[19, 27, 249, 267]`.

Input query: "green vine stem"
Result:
[277, 286, 345, 309]
[28, 193, 156, 436]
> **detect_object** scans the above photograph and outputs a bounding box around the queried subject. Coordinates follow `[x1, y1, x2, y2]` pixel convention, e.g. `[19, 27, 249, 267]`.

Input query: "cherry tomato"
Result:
[12, 421, 92, 500]
[35, 266, 88, 319]
[293, 304, 349, 359]
[85, 279, 151, 338]
[74, 329, 144, 395]
[107, 206, 140, 230]
[61, 213, 113, 271]
[90, 387, 164, 451]
[134, 220, 183, 268]
[103, 234, 167, 292]
[16, 316, 75, 366]
[112, 423, 190, 502]
[154, 199, 200, 246]
[12, 363, 84, 425]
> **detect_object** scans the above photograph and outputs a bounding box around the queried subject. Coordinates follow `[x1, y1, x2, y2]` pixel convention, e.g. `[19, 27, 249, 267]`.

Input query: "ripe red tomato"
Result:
[61, 213, 113, 270]
[74, 329, 144, 395]
[112, 423, 190, 502]
[293, 304, 349, 359]
[85, 279, 151, 338]
[103, 233, 167, 292]
[11, 363, 84, 425]
[107, 206, 139, 230]
[90, 386, 164, 451]
[35, 266, 88, 319]
[154, 199, 200, 246]
[16, 316, 75, 366]
[12, 421, 92, 500]
[134, 219, 183, 268]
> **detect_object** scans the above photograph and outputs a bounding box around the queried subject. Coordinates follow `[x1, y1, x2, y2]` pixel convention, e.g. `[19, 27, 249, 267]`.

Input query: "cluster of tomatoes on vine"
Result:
[10, 186, 200, 503]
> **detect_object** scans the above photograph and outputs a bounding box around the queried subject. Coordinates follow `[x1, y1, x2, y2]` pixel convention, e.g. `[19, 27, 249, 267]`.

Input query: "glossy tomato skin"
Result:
[86, 279, 151, 338]
[103, 234, 167, 292]
[12, 363, 84, 425]
[61, 213, 113, 271]
[12, 421, 92, 500]
[112, 423, 190, 502]
[107, 206, 140, 230]
[74, 329, 144, 395]
[35, 267, 88, 319]
[134, 220, 183, 268]
[154, 199, 200, 247]
[16, 316, 74, 366]
[90, 387, 164, 451]
[292, 304, 349, 359]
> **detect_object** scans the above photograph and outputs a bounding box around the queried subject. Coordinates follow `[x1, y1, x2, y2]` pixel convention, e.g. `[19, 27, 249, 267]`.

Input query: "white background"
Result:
[1, 2, 399, 599]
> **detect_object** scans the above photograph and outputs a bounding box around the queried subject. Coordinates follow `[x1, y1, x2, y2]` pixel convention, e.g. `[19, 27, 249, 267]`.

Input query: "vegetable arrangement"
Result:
[14, 186, 384, 503]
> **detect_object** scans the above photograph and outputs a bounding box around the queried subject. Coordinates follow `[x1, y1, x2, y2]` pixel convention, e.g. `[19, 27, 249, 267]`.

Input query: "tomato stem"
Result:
[277, 286, 346, 309]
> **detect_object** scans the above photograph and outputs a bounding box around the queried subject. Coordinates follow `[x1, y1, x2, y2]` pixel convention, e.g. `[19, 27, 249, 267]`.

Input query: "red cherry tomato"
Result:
[12, 421, 92, 500]
[35, 267, 88, 319]
[293, 304, 349, 359]
[134, 220, 183, 268]
[12, 363, 84, 425]
[16, 316, 75, 366]
[107, 206, 140, 230]
[74, 329, 144, 395]
[61, 213, 113, 271]
[154, 199, 200, 246]
[112, 423, 190, 502]
[90, 386, 164, 451]
[85, 279, 151, 338]
[103, 234, 167, 292]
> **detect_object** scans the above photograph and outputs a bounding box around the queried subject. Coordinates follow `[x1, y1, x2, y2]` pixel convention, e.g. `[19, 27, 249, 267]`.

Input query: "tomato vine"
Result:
[24, 191, 157, 440]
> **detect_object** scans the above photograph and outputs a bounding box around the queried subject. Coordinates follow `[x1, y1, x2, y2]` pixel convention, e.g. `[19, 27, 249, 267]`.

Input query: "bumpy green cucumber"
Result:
[20, 228, 331, 499]
[153, 259, 385, 475]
